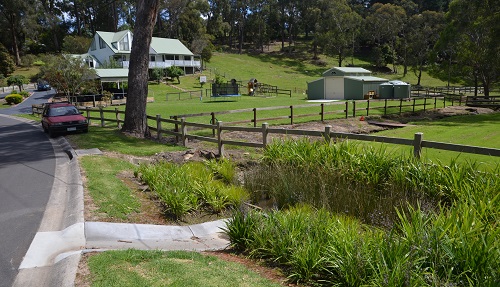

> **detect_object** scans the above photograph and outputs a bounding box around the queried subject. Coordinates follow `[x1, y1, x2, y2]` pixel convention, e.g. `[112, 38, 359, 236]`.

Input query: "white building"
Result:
[83, 30, 201, 74]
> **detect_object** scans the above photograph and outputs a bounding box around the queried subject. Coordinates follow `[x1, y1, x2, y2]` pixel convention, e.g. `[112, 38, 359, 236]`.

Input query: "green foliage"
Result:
[40, 54, 97, 97]
[150, 67, 164, 84]
[18, 90, 29, 97]
[4, 94, 23, 105]
[62, 35, 92, 54]
[7, 75, 28, 90]
[20, 54, 37, 68]
[0, 44, 15, 77]
[137, 160, 248, 218]
[166, 66, 184, 84]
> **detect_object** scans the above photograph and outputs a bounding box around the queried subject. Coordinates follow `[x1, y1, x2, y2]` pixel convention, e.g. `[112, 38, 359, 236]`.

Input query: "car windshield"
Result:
[48, 106, 80, 117]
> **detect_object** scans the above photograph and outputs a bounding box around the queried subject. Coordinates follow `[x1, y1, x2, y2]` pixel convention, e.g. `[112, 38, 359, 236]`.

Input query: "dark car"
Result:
[37, 81, 51, 91]
[41, 102, 88, 137]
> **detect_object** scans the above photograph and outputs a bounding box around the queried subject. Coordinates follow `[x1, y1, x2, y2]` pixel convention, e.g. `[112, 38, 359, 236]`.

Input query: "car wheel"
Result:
[48, 128, 56, 138]
[83, 128, 88, 133]
[42, 124, 48, 133]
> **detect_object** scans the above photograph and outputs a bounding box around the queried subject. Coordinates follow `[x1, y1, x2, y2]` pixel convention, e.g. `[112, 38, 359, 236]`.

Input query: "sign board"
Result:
[200, 76, 207, 83]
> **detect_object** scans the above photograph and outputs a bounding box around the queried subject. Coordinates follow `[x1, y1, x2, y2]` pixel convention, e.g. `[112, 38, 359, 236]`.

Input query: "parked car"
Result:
[41, 102, 88, 137]
[37, 81, 51, 91]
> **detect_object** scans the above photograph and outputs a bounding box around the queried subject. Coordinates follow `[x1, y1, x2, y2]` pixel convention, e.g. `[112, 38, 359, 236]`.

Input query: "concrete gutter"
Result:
[12, 119, 230, 286]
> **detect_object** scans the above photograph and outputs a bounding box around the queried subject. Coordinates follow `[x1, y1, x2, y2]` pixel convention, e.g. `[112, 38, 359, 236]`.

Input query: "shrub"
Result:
[19, 90, 30, 98]
[5, 94, 23, 105]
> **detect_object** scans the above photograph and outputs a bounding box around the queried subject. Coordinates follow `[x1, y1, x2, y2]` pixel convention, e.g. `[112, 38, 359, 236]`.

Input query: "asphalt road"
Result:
[0, 115, 55, 286]
[0, 88, 55, 115]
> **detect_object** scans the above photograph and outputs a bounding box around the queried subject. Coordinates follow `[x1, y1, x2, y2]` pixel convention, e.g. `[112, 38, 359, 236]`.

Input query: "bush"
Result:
[19, 90, 30, 98]
[5, 94, 23, 105]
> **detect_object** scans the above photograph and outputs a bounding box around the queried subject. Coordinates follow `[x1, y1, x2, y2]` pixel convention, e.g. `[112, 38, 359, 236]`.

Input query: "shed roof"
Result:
[322, 67, 372, 77]
[345, 76, 389, 82]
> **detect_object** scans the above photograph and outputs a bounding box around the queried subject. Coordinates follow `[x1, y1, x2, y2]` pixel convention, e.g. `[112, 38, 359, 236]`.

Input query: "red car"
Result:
[41, 102, 88, 137]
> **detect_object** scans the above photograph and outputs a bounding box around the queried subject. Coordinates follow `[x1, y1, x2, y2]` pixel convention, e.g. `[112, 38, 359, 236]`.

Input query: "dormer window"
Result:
[119, 36, 129, 51]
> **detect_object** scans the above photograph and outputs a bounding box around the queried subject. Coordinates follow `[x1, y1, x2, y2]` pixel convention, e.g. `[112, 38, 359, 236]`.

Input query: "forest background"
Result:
[0, 0, 498, 94]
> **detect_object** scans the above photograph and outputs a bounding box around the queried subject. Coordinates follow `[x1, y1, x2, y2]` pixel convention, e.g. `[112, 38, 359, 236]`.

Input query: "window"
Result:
[119, 36, 129, 51]
[99, 37, 106, 49]
[150, 55, 156, 62]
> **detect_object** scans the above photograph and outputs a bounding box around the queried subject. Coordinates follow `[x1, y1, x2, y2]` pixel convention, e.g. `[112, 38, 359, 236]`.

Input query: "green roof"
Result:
[344, 76, 389, 82]
[151, 37, 193, 55]
[95, 69, 129, 81]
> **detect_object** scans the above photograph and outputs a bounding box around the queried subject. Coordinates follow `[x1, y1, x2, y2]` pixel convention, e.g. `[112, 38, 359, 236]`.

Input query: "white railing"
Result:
[122, 60, 201, 69]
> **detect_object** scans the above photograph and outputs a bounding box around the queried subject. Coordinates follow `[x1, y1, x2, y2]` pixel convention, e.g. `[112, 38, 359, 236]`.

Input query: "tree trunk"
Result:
[8, 15, 21, 66]
[121, 0, 160, 137]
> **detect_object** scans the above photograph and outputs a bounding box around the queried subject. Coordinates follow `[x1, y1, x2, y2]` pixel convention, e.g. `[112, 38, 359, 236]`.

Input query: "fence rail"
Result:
[466, 96, 500, 108]
[32, 103, 500, 160]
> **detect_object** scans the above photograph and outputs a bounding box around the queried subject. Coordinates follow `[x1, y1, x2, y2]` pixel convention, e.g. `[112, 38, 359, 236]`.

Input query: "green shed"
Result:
[344, 76, 389, 100]
[307, 67, 373, 100]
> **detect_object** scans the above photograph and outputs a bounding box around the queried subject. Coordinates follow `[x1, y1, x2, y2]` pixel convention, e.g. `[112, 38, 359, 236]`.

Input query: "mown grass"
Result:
[86, 249, 282, 287]
[226, 139, 500, 286]
[80, 155, 140, 219]
[66, 126, 185, 156]
[371, 112, 500, 168]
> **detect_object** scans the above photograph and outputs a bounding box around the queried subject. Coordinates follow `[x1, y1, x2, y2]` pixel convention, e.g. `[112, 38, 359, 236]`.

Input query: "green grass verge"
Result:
[66, 126, 185, 156]
[80, 155, 140, 219]
[87, 249, 282, 287]
[371, 112, 500, 168]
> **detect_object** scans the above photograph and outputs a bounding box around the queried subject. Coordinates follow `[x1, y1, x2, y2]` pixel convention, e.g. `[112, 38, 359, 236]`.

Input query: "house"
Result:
[84, 30, 201, 74]
[307, 67, 391, 100]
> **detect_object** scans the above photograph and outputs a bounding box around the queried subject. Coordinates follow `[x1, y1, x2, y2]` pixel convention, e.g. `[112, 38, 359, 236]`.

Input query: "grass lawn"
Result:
[83, 250, 282, 287]
[370, 112, 500, 168]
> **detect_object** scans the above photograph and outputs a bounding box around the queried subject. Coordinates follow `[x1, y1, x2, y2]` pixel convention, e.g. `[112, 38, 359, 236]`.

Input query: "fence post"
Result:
[366, 100, 370, 116]
[181, 117, 188, 146]
[115, 108, 120, 128]
[423, 97, 427, 111]
[443, 96, 446, 108]
[413, 132, 423, 159]
[173, 116, 179, 142]
[262, 122, 269, 148]
[86, 107, 91, 124]
[253, 108, 257, 127]
[290, 105, 294, 125]
[211, 112, 216, 136]
[156, 114, 162, 140]
[99, 107, 105, 127]
[324, 125, 331, 143]
[399, 98, 403, 114]
[217, 121, 224, 158]
[320, 103, 324, 122]
[352, 101, 356, 117]
[412, 98, 416, 112]
[384, 99, 388, 115]
[434, 97, 437, 109]
[345, 101, 349, 118]
[93, 95, 96, 107]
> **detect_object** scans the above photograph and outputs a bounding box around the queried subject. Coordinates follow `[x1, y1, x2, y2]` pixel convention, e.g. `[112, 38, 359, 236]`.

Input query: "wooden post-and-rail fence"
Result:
[31, 104, 500, 160]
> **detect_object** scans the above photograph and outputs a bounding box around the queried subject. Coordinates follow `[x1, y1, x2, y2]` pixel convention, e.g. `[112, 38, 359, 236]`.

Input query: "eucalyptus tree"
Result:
[364, 3, 406, 71]
[0, 0, 31, 65]
[122, 0, 160, 137]
[406, 11, 445, 85]
[436, 0, 499, 96]
[317, 0, 362, 67]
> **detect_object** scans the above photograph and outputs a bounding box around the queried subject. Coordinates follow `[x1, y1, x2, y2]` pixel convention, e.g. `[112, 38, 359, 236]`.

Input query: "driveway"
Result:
[0, 115, 55, 287]
[0, 89, 54, 115]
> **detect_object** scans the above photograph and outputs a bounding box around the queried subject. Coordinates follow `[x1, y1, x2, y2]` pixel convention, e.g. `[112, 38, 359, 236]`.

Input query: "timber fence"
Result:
[31, 101, 500, 159]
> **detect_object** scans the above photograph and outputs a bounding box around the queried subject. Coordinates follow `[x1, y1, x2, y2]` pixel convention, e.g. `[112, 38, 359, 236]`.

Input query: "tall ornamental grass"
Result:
[226, 139, 500, 286]
[245, 138, 498, 227]
[136, 160, 249, 218]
